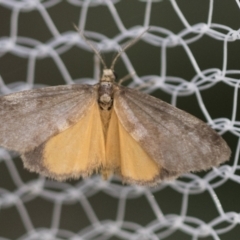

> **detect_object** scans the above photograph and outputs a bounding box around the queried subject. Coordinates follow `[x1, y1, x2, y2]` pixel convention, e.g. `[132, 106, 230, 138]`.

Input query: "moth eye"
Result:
[113, 71, 118, 80]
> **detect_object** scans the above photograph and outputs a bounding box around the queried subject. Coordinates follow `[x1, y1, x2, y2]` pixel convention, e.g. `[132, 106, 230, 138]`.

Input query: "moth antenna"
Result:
[110, 27, 150, 70]
[73, 24, 107, 69]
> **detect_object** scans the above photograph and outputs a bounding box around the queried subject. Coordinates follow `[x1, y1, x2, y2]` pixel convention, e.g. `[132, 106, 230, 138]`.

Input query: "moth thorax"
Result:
[98, 82, 114, 111]
[100, 94, 111, 103]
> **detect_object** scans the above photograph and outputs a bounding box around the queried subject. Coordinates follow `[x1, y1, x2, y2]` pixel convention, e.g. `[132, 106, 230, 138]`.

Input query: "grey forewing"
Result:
[0, 84, 97, 153]
[114, 86, 231, 174]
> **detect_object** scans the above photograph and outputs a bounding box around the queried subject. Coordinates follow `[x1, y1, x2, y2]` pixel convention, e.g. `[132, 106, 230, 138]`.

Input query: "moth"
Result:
[0, 30, 231, 186]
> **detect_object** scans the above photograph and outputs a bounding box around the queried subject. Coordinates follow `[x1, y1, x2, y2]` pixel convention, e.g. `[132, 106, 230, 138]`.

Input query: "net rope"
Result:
[0, 0, 239, 239]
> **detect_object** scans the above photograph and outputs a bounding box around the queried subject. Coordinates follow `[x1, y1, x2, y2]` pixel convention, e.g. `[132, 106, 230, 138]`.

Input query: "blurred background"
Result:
[0, 0, 239, 239]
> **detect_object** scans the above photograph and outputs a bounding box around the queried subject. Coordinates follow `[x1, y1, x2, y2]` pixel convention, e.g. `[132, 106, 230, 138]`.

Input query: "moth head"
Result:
[100, 69, 116, 83]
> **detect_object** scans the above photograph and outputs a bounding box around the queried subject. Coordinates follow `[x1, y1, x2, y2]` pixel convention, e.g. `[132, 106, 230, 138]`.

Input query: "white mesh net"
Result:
[0, 0, 239, 239]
